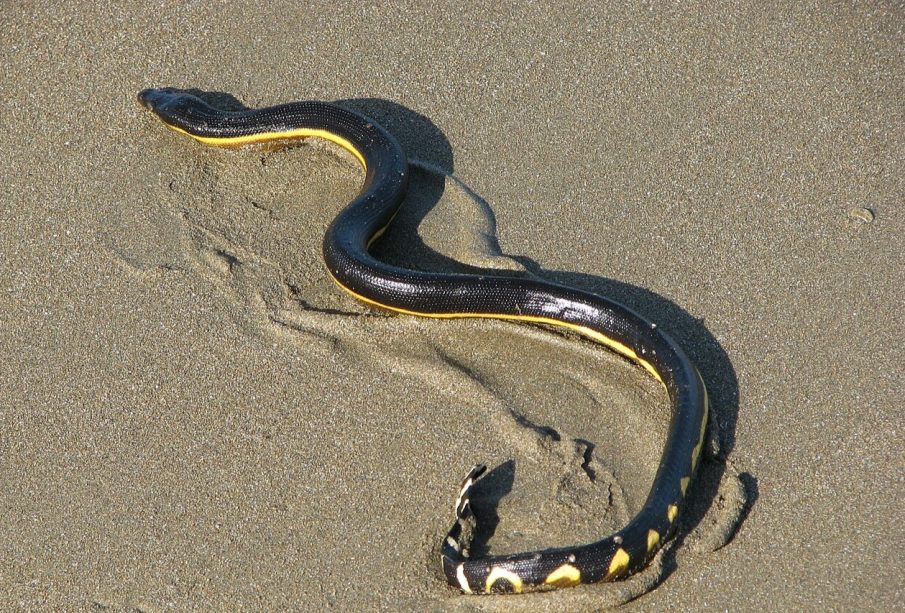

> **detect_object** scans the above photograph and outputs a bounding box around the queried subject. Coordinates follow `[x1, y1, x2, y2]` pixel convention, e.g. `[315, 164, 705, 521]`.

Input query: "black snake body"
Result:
[138, 88, 708, 594]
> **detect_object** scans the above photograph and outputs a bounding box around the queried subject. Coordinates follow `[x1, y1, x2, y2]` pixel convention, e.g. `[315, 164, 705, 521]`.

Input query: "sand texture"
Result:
[1, 2, 902, 611]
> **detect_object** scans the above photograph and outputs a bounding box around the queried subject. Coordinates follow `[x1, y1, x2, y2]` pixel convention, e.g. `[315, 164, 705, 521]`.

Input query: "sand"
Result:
[1, 2, 902, 611]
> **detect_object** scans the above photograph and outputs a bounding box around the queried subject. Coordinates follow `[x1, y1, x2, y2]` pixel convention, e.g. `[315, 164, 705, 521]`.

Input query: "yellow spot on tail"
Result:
[456, 563, 471, 593]
[647, 529, 661, 553]
[544, 564, 581, 588]
[485, 566, 523, 594]
[160, 122, 368, 169]
[328, 272, 663, 385]
[606, 548, 630, 579]
[667, 504, 678, 523]
[680, 476, 690, 496]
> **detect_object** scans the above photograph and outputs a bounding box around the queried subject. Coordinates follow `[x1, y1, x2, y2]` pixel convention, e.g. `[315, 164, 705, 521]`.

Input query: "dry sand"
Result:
[1, 2, 902, 611]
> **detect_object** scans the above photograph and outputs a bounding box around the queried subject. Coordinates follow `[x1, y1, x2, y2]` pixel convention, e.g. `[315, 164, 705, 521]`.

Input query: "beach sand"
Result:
[2, 2, 902, 610]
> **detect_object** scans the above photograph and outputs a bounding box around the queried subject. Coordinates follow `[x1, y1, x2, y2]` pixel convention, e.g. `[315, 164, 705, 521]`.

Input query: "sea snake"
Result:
[137, 88, 708, 594]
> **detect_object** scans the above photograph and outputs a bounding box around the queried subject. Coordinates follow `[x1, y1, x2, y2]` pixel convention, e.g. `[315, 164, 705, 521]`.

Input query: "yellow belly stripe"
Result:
[160, 122, 368, 169]
[328, 272, 663, 384]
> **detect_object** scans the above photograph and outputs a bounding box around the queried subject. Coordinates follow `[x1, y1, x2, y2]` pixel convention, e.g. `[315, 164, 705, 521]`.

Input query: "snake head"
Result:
[137, 87, 204, 114]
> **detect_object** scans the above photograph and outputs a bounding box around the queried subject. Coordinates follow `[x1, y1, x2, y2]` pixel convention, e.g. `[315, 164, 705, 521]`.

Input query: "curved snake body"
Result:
[138, 88, 708, 594]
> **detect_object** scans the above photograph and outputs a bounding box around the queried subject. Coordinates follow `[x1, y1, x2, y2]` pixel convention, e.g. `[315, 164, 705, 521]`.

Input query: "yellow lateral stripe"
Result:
[366, 207, 401, 248]
[328, 271, 664, 384]
[691, 370, 709, 470]
[366, 224, 389, 248]
[160, 122, 368, 170]
[164, 111, 668, 387]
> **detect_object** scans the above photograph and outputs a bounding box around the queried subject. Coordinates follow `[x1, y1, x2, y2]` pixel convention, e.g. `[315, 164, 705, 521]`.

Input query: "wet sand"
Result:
[1, 3, 902, 611]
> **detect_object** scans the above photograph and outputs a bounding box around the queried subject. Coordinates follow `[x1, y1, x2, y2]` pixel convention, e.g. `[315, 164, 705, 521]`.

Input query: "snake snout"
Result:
[137, 88, 166, 110]
[137, 87, 199, 113]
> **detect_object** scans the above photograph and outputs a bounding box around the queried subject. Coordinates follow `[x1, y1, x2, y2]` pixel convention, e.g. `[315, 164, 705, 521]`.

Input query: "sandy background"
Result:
[2, 2, 902, 611]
